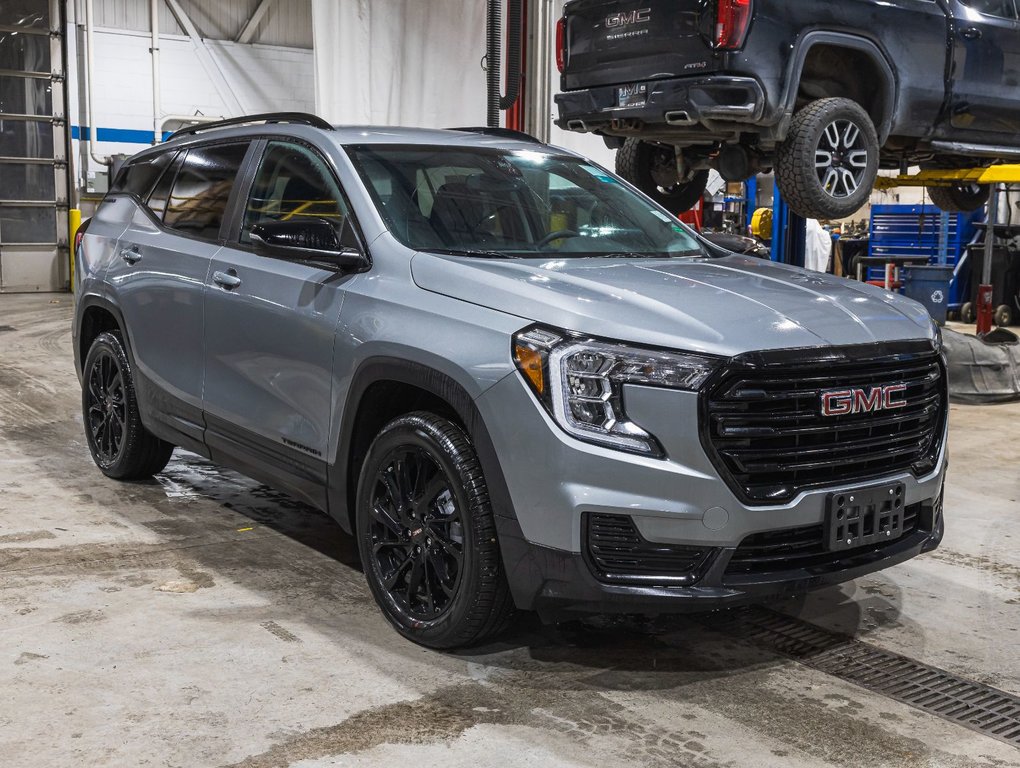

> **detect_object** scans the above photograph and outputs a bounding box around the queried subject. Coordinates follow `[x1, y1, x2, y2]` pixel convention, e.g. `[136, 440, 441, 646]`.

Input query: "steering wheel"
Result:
[537, 229, 581, 248]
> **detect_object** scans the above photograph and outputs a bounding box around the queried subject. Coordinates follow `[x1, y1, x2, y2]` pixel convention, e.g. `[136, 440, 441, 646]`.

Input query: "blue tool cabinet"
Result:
[868, 204, 979, 308]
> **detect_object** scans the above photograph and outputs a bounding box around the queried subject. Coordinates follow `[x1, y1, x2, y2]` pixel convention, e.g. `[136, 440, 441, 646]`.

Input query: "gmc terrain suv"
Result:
[74, 114, 947, 649]
[555, 0, 1020, 218]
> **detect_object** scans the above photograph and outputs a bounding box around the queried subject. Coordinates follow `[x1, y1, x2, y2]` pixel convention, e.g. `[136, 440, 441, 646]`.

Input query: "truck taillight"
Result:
[556, 17, 566, 73]
[715, 0, 752, 49]
[74, 229, 84, 255]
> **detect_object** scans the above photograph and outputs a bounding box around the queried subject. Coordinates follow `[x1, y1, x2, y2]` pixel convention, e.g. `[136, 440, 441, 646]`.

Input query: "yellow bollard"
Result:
[69, 208, 81, 292]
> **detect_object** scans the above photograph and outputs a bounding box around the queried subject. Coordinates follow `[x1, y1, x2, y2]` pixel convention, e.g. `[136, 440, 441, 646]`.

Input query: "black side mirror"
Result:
[249, 218, 368, 271]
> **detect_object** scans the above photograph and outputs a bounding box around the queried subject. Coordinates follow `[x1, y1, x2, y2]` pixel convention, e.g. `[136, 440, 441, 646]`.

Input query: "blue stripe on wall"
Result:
[71, 126, 172, 143]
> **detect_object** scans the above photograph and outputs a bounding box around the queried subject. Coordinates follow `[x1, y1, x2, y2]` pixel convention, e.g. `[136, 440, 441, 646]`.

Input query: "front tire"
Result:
[82, 331, 174, 479]
[927, 183, 990, 213]
[615, 138, 709, 213]
[776, 97, 879, 220]
[355, 412, 513, 649]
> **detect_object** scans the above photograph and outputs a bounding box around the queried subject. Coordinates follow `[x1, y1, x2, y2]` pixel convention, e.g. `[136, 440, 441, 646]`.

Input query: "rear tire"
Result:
[615, 138, 709, 213]
[776, 97, 879, 220]
[355, 412, 514, 649]
[81, 331, 174, 479]
[927, 183, 990, 213]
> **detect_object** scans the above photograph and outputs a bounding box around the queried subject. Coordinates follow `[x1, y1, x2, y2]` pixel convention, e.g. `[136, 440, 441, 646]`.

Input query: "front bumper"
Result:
[497, 508, 943, 619]
[475, 370, 948, 617]
[554, 75, 768, 135]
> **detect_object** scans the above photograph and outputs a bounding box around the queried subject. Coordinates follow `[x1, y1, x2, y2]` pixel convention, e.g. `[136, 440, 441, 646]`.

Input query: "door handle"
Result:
[212, 270, 242, 290]
[961, 26, 982, 40]
[119, 246, 142, 265]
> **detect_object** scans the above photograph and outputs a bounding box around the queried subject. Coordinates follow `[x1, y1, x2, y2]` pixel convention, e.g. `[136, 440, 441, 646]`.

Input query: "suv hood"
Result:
[411, 253, 935, 357]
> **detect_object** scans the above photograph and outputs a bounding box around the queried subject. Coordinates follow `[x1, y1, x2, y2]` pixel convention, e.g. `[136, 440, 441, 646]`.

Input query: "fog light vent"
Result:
[584, 513, 717, 587]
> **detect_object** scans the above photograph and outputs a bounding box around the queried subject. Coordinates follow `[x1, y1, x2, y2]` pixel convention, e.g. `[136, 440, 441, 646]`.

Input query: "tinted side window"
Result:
[164, 142, 250, 240]
[241, 141, 355, 247]
[111, 151, 176, 199]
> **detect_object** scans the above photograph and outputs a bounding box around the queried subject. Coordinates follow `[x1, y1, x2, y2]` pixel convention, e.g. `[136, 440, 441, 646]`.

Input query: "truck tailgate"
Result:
[561, 0, 717, 91]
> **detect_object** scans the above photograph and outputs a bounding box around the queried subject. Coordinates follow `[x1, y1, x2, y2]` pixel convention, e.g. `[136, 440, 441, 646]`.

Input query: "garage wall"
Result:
[310, 0, 616, 169]
[68, 0, 314, 191]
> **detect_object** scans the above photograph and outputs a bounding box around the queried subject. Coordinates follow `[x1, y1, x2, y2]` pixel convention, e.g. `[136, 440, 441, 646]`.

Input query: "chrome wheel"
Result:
[815, 119, 870, 200]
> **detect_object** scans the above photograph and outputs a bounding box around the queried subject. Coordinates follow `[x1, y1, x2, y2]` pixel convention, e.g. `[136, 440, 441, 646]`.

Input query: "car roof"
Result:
[130, 123, 571, 162]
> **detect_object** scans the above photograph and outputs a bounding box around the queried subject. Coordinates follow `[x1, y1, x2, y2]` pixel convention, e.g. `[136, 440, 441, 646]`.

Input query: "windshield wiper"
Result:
[427, 248, 524, 260]
[596, 250, 704, 259]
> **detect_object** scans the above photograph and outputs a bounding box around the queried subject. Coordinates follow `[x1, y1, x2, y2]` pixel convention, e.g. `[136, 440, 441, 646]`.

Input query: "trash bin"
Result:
[901, 264, 955, 325]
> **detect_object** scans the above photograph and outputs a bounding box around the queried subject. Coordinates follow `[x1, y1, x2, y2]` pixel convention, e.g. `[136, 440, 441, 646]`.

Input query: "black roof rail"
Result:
[166, 112, 333, 141]
[448, 126, 544, 144]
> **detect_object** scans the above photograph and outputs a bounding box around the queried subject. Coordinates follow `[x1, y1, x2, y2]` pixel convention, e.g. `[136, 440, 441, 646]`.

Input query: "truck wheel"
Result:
[776, 98, 879, 220]
[927, 183, 990, 213]
[355, 412, 514, 649]
[994, 304, 1014, 327]
[961, 301, 976, 324]
[82, 331, 174, 479]
[615, 139, 709, 213]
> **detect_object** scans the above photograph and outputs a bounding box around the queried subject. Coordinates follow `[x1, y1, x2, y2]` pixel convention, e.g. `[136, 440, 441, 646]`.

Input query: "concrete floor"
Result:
[1, 292, 1018, 768]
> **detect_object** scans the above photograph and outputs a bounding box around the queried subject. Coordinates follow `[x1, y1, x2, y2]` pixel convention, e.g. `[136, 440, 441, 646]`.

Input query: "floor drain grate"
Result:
[705, 607, 1020, 748]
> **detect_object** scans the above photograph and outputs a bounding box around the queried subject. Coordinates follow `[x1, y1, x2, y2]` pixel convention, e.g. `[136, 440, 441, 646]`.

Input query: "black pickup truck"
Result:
[555, 0, 1020, 219]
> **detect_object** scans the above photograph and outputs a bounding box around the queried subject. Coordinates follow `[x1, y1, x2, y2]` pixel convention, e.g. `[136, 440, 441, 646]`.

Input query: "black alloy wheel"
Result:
[81, 331, 174, 479]
[356, 412, 513, 648]
[367, 445, 464, 619]
[85, 348, 127, 466]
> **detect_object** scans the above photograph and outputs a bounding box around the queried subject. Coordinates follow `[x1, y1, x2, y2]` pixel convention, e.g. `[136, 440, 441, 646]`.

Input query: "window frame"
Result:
[223, 137, 370, 263]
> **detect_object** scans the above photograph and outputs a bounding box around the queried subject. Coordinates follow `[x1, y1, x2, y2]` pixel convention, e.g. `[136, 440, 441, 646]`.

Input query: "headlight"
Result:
[931, 319, 943, 354]
[512, 326, 721, 456]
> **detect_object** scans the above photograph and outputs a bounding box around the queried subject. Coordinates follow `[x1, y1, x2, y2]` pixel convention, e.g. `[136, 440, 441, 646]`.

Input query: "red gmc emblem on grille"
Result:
[821, 384, 908, 417]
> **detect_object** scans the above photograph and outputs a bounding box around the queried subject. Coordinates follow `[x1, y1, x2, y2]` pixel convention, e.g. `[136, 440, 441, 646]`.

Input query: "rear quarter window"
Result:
[111, 151, 176, 200]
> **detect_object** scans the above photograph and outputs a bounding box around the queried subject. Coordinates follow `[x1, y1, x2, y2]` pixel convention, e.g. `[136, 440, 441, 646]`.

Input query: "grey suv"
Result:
[73, 113, 947, 649]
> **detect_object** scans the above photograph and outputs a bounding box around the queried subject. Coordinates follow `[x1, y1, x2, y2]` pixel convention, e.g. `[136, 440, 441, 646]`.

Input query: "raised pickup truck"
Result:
[555, 0, 1020, 219]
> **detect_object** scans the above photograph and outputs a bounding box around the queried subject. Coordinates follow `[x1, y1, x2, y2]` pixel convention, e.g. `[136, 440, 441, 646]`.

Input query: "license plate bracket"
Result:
[616, 83, 647, 108]
[824, 481, 906, 552]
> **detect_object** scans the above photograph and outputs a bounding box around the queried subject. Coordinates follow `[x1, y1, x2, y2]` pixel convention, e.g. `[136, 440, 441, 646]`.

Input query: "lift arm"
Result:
[874, 165, 1020, 190]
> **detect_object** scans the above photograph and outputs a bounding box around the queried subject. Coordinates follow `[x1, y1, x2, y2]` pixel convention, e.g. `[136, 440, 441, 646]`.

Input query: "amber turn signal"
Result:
[514, 344, 545, 395]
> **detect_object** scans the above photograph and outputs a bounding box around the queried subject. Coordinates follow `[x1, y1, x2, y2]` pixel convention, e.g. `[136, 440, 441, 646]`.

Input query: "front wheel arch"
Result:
[329, 358, 517, 538]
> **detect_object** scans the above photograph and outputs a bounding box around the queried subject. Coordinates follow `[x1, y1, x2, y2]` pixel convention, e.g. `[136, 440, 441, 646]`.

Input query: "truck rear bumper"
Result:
[555, 75, 769, 135]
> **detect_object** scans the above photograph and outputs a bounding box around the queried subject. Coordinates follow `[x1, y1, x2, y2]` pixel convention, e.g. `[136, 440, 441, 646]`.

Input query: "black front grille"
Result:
[585, 513, 717, 586]
[725, 500, 927, 577]
[702, 343, 947, 505]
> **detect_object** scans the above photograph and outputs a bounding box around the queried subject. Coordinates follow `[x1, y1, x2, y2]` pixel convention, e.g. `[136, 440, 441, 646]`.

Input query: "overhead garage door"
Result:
[0, 0, 68, 292]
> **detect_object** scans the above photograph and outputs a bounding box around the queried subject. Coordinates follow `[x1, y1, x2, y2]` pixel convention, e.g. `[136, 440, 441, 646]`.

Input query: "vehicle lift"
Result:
[875, 165, 1020, 336]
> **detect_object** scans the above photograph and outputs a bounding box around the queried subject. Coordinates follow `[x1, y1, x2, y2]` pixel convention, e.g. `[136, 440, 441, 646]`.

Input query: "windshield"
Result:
[346, 145, 706, 259]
